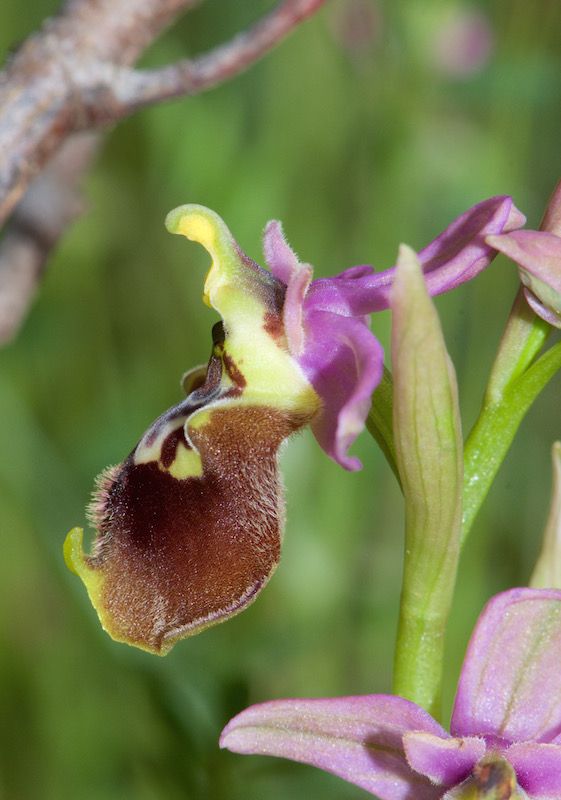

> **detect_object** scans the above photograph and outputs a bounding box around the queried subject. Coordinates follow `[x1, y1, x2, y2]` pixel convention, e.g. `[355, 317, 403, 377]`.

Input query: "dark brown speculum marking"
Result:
[159, 427, 187, 469]
[222, 351, 247, 389]
[473, 758, 517, 800]
[263, 311, 285, 341]
[88, 404, 303, 653]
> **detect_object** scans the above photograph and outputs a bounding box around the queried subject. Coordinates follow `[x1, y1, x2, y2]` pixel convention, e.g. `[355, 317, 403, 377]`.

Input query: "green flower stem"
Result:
[390, 247, 463, 719]
[463, 336, 561, 544]
[368, 277, 560, 712]
[393, 576, 451, 719]
[485, 288, 550, 403]
[462, 184, 561, 541]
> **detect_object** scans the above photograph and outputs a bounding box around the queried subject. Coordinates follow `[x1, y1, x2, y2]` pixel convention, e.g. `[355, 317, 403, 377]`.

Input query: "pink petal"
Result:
[506, 742, 561, 797]
[220, 695, 445, 800]
[486, 230, 561, 292]
[487, 230, 561, 328]
[451, 588, 561, 745]
[334, 264, 377, 280]
[298, 310, 384, 471]
[283, 264, 313, 356]
[263, 220, 301, 284]
[306, 196, 526, 316]
[524, 286, 561, 327]
[417, 195, 525, 291]
[403, 732, 486, 786]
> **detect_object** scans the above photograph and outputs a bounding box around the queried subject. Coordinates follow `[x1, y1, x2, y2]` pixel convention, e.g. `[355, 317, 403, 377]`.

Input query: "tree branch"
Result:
[0, 0, 325, 343]
[0, 0, 202, 228]
[108, 0, 327, 114]
[0, 133, 100, 343]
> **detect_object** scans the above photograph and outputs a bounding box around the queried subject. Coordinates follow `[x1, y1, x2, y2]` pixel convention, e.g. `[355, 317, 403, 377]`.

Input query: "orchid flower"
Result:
[487, 180, 561, 328]
[64, 198, 523, 655]
[222, 588, 561, 800]
[487, 228, 561, 328]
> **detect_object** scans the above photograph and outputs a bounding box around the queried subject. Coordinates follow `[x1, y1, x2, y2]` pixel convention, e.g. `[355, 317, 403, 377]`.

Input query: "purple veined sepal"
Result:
[450, 588, 561, 745]
[221, 588, 561, 798]
[303, 195, 526, 318]
[220, 694, 448, 800]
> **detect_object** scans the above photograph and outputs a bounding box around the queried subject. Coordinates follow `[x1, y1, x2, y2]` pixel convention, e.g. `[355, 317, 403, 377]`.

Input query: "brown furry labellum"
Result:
[65, 336, 313, 655]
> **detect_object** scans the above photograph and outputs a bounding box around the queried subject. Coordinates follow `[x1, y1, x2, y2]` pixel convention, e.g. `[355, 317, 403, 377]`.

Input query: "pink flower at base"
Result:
[221, 589, 561, 799]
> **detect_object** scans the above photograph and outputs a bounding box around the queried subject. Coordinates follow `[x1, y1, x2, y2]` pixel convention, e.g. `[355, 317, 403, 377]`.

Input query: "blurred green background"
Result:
[1, 1, 561, 798]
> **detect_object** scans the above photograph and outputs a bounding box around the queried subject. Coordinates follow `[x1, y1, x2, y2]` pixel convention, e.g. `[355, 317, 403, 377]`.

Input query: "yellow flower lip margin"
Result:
[64, 525, 271, 657]
[63, 205, 321, 655]
[64, 526, 111, 638]
[165, 203, 282, 314]
[165, 204, 232, 308]
[165, 203, 319, 418]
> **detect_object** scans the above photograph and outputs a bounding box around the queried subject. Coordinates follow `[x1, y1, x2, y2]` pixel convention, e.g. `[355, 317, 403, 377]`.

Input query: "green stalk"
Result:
[462, 182, 561, 542]
[390, 247, 463, 718]
[485, 288, 550, 403]
[463, 337, 561, 543]
[461, 289, 552, 543]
